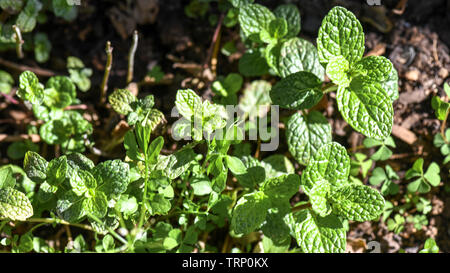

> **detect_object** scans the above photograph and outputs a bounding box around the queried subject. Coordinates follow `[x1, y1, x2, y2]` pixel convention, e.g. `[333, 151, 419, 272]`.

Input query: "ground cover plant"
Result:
[0, 0, 447, 253]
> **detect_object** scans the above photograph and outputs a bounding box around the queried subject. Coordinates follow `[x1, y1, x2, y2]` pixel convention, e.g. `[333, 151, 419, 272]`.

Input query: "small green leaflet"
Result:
[317, 6, 364, 66]
[326, 55, 350, 87]
[270, 71, 323, 110]
[109, 89, 136, 115]
[286, 111, 332, 165]
[278, 38, 324, 80]
[405, 158, 440, 193]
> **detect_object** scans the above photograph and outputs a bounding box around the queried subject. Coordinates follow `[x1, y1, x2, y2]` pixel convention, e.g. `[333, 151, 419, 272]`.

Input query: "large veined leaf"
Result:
[289, 209, 346, 253]
[336, 77, 393, 140]
[260, 174, 300, 201]
[317, 6, 364, 66]
[0, 187, 33, 221]
[270, 71, 323, 110]
[301, 142, 350, 194]
[278, 38, 324, 80]
[330, 184, 385, 222]
[286, 111, 332, 165]
[238, 3, 275, 42]
[92, 160, 130, 196]
[109, 89, 136, 115]
[23, 151, 48, 183]
[231, 191, 271, 235]
[273, 4, 301, 38]
[175, 89, 202, 119]
[17, 71, 44, 105]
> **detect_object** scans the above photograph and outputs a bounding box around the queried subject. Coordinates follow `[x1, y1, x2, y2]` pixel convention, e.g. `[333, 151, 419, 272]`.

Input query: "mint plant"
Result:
[0, 0, 78, 62]
[16, 71, 93, 153]
[1, 4, 403, 254]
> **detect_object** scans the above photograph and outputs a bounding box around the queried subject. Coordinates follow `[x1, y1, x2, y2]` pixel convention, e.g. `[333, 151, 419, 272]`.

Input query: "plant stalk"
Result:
[100, 41, 113, 105]
[127, 30, 139, 84]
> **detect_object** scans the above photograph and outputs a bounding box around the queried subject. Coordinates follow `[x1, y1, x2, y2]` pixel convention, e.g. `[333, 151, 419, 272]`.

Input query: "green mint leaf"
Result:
[352, 56, 393, 83]
[230, 0, 253, 8]
[309, 180, 332, 217]
[317, 6, 364, 66]
[278, 38, 324, 80]
[238, 50, 270, 77]
[66, 153, 95, 171]
[34, 33, 51, 63]
[270, 71, 323, 110]
[0, 70, 14, 94]
[301, 142, 350, 194]
[289, 210, 346, 253]
[67, 56, 92, 92]
[260, 174, 300, 201]
[336, 77, 393, 140]
[23, 151, 48, 183]
[231, 191, 271, 235]
[52, 0, 77, 21]
[286, 111, 332, 165]
[109, 89, 136, 115]
[175, 89, 202, 119]
[46, 156, 68, 186]
[238, 3, 275, 43]
[16, 0, 42, 33]
[260, 18, 288, 43]
[273, 4, 301, 38]
[116, 194, 138, 217]
[84, 191, 108, 219]
[238, 80, 272, 118]
[156, 148, 196, 179]
[330, 184, 385, 221]
[0, 166, 16, 189]
[18, 71, 44, 105]
[265, 42, 282, 74]
[45, 76, 76, 108]
[0, 187, 33, 221]
[56, 191, 85, 222]
[93, 160, 130, 196]
[261, 154, 295, 178]
[326, 55, 350, 87]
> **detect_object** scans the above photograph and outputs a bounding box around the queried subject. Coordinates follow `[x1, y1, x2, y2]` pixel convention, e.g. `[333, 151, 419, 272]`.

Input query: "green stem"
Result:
[12, 25, 23, 59]
[87, 213, 129, 249]
[0, 218, 93, 231]
[127, 30, 139, 84]
[100, 41, 113, 105]
[322, 83, 338, 94]
[441, 109, 449, 143]
[138, 158, 150, 229]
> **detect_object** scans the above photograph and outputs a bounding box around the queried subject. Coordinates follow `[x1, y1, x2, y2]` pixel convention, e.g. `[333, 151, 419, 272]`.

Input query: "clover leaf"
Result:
[405, 158, 440, 193]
